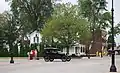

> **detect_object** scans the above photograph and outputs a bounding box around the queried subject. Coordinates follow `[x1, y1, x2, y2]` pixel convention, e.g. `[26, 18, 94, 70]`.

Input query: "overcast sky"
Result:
[0, 0, 120, 45]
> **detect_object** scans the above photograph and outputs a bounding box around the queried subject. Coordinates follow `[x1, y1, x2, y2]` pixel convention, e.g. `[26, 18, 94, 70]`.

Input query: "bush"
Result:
[0, 48, 9, 57]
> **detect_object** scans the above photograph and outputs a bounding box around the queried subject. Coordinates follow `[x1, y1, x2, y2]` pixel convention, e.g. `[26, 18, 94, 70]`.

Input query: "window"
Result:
[33, 34, 39, 43]
[75, 47, 79, 54]
[81, 47, 82, 52]
[37, 37, 39, 43]
[33, 37, 35, 43]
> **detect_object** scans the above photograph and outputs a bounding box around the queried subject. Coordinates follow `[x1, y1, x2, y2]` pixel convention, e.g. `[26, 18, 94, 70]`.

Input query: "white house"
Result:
[26, 30, 86, 56]
[29, 30, 42, 44]
[63, 43, 86, 56]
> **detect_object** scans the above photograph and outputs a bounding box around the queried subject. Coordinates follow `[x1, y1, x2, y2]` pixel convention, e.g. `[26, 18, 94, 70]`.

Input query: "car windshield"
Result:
[45, 48, 62, 53]
[52, 49, 61, 53]
[51, 50, 58, 53]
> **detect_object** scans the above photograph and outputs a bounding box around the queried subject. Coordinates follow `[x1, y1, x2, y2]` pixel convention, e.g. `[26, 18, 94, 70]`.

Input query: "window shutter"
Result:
[33, 37, 35, 43]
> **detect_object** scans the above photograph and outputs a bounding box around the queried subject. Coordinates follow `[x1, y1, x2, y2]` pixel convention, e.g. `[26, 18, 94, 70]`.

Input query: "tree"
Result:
[0, 13, 9, 56]
[7, 0, 54, 46]
[3, 12, 20, 52]
[78, 0, 112, 53]
[0, 11, 21, 57]
[107, 23, 120, 49]
[42, 3, 91, 54]
[5, 0, 54, 55]
[0, 13, 6, 56]
[78, 0, 108, 36]
[10, 0, 53, 31]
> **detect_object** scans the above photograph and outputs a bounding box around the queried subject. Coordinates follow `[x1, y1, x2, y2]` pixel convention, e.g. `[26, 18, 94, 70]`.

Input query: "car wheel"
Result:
[66, 56, 71, 62]
[61, 56, 67, 62]
[50, 59, 54, 62]
[44, 56, 49, 62]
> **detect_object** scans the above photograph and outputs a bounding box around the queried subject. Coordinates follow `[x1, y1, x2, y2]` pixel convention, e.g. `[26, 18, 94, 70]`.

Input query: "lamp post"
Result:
[110, 0, 117, 72]
[9, 39, 14, 64]
[10, 50, 14, 63]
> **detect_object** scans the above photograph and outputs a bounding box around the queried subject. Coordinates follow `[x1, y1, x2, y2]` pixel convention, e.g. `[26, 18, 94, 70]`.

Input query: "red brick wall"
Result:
[90, 29, 103, 54]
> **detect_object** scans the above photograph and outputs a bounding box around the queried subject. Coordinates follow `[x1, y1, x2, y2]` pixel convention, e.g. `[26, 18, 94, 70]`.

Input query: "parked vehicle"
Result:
[43, 48, 71, 62]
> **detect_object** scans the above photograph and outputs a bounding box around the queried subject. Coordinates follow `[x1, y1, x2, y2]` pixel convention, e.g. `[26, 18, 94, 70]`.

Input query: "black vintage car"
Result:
[43, 48, 71, 62]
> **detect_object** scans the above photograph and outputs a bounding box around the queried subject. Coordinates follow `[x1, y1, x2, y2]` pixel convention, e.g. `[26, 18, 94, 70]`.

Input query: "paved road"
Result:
[0, 56, 120, 73]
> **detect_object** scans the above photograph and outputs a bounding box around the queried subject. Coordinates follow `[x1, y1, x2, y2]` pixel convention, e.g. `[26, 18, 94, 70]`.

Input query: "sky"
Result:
[0, 0, 120, 45]
[0, 0, 9, 12]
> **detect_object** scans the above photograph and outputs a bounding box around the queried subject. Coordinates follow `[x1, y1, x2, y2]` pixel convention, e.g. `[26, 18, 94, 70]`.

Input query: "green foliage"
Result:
[0, 48, 9, 57]
[10, 0, 53, 33]
[0, 0, 54, 57]
[114, 23, 120, 35]
[98, 12, 112, 29]
[0, 12, 20, 56]
[78, 0, 120, 49]
[41, 3, 91, 50]
[13, 44, 19, 57]
[108, 23, 120, 36]
[78, 0, 113, 50]
[1, 0, 119, 56]
[107, 34, 116, 50]
[78, 0, 109, 30]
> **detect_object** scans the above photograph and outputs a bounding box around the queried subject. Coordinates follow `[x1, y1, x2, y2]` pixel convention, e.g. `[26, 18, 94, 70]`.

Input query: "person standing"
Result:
[29, 50, 34, 60]
[34, 49, 38, 59]
[27, 51, 30, 59]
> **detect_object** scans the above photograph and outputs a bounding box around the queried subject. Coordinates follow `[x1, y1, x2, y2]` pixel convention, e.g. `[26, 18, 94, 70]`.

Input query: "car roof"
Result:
[44, 47, 58, 50]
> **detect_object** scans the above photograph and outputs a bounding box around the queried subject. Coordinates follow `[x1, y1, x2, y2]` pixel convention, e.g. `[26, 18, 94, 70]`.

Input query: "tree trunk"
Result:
[66, 45, 69, 55]
[90, 29, 102, 54]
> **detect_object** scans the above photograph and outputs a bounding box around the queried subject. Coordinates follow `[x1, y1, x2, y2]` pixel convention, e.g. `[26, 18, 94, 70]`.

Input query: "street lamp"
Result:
[10, 51, 14, 63]
[110, 0, 117, 72]
[9, 40, 14, 64]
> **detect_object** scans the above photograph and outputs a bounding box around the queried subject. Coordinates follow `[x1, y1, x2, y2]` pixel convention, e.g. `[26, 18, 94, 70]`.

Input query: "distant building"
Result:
[29, 30, 42, 44]
[14, 30, 42, 53]
[90, 29, 107, 54]
[28, 31, 86, 56]
[62, 43, 86, 56]
[17, 30, 42, 45]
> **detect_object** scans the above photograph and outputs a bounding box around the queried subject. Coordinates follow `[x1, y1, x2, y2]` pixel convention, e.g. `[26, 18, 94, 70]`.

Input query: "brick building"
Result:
[90, 29, 107, 54]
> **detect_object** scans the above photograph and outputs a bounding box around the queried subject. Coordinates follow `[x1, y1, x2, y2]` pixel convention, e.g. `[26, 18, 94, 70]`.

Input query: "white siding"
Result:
[69, 47, 75, 55]
[29, 31, 42, 44]
[62, 44, 86, 56]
